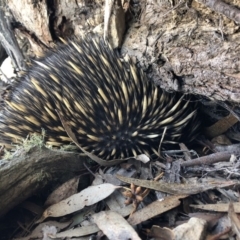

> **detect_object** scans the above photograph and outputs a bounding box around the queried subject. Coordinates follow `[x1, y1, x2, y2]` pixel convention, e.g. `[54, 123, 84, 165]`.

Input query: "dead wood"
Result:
[122, 0, 240, 102]
[0, 146, 86, 218]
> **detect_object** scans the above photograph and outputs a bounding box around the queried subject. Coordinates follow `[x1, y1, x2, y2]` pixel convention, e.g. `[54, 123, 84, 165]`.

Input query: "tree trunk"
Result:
[6, 0, 240, 102]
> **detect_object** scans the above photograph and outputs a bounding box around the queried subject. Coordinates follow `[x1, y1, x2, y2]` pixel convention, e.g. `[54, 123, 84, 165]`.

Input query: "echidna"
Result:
[0, 37, 200, 160]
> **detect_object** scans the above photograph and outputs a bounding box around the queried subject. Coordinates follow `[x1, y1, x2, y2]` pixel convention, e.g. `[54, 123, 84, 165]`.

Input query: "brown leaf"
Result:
[191, 203, 240, 213]
[128, 195, 187, 226]
[228, 202, 240, 239]
[45, 176, 79, 207]
[204, 113, 238, 139]
[116, 175, 237, 195]
[51, 224, 100, 238]
[147, 225, 174, 240]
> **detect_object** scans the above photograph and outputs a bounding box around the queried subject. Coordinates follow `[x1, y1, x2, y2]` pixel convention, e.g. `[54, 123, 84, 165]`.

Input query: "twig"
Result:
[181, 151, 235, 167]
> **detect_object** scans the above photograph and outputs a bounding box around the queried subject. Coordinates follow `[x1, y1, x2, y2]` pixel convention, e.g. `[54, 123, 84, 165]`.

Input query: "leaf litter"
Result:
[38, 183, 120, 222]
[8, 122, 240, 240]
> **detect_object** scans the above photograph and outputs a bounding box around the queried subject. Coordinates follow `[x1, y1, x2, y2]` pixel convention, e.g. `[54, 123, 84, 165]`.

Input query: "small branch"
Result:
[181, 151, 234, 167]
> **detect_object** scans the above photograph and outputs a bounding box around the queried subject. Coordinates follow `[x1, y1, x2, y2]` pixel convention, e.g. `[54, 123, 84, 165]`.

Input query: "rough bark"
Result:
[6, 0, 240, 102]
[0, 146, 86, 217]
[122, 0, 240, 102]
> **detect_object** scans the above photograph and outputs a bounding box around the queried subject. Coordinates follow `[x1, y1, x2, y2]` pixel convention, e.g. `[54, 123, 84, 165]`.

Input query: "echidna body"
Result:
[0, 37, 200, 160]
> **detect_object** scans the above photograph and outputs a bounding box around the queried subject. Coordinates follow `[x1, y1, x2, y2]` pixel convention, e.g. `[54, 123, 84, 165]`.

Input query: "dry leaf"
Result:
[211, 135, 232, 145]
[93, 211, 141, 240]
[106, 190, 134, 217]
[147, 225, 174, 240]
[45, 176, 79, 207]
[69, 206, 94, 228]
[228, 202, 240, 239]
[204, 113, 238, 139]
[15, 221, 71, 240]
[50, 224, 100, 238]
[116, 175, 237, 195]
[38, 183, 120, 222]
[128, 195, 187, 226]
[189, 212, 224, 229]
[173, 217, 207, 240]
[191, 203, 240, 213]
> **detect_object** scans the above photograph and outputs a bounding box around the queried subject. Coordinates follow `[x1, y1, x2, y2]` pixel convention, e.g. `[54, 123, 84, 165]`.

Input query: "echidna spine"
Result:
[0, 37, 200, 160]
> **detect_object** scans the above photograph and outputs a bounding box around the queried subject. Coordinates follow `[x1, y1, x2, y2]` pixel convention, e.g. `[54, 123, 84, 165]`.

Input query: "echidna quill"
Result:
[0, 37, 200, 160]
